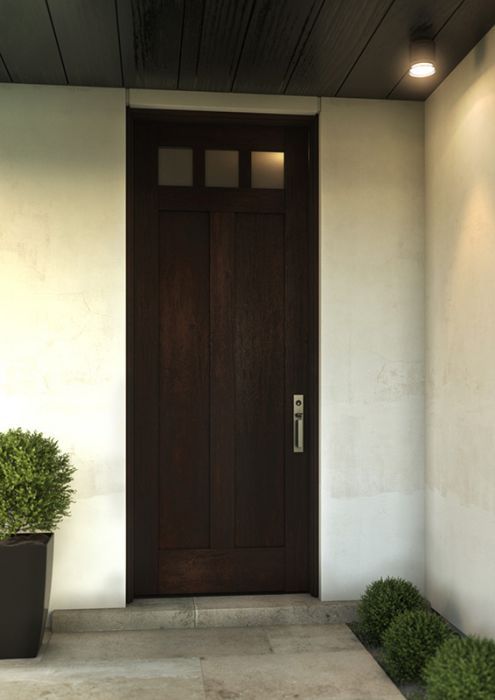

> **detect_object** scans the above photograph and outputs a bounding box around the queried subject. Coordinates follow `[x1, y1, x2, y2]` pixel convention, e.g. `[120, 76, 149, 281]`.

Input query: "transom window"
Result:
[158, 148, 285, 189]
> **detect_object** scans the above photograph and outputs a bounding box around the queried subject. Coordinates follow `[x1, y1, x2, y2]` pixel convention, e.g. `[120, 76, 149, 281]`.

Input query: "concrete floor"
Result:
[0, 624, 402, 699]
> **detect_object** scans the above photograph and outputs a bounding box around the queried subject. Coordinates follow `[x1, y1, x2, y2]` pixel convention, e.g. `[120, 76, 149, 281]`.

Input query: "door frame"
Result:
[126, 107, 319, 602]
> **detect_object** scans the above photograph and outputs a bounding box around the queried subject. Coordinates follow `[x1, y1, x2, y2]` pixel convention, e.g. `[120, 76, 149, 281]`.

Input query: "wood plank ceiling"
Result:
[0, 0, 494, 100]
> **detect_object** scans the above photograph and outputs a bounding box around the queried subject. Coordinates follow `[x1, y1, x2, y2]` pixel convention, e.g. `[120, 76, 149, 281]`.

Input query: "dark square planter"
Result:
[0, 533, 53, 659]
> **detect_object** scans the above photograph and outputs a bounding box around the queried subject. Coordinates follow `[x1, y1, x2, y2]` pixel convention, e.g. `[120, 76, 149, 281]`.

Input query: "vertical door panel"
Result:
[159, 212, 211, 550]
[234, 214, 286, 548]
[210, 213, 236, 550]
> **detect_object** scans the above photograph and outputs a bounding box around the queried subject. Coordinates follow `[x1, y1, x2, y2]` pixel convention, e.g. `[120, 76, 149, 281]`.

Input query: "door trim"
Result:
[126, 108, 319, 601]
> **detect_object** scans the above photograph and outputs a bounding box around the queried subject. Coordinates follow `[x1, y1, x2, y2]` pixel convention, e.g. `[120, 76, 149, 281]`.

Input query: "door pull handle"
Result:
[293, 394, 304, 453]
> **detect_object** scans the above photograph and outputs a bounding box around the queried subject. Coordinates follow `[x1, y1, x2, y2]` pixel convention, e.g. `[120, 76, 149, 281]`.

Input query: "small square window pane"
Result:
[251, 151, 284, 189]
[158, 147, 193, 186]
[205, 150, 239, 187]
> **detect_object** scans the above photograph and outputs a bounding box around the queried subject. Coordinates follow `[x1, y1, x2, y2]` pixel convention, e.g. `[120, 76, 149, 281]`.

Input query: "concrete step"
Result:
[51, 595, 358, 633]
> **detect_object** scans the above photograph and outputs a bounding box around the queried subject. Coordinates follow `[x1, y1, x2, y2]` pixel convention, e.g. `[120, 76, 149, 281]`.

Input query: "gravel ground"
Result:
[348, 623, 427, 700]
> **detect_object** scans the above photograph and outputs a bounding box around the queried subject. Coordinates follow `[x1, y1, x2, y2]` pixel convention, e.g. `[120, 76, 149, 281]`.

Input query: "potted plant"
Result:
[0, 428, 75, 658]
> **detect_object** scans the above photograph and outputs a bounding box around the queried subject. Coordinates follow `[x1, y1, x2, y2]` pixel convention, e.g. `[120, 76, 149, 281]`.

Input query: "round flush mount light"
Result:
[409, 38, 436, 78]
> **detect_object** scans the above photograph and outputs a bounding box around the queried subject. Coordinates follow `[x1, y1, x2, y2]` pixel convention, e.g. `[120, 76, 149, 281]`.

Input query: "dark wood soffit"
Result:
[0, 0, 66, 85]
[0, 53, 10, 82]
[47, 0, 122, 87]
[179, 0, 256, 92]
[0, 0, 494, 101]
[285, 0, 394, 96]
[117, 0, 183, 89]
[232, 0, 323, 94]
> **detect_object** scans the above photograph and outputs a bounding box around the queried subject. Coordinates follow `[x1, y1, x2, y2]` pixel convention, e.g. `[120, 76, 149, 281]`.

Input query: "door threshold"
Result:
[51, 595, 357, 633]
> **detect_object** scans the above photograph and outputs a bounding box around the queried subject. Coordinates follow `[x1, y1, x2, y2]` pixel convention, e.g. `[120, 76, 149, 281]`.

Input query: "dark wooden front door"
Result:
[129, 110, 317, 596]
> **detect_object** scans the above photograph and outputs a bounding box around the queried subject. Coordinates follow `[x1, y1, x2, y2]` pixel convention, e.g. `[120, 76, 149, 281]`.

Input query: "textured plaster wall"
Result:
[319, 98, 425, 599]
[425, 26, 495, 637]
[0, 84, 126, 610]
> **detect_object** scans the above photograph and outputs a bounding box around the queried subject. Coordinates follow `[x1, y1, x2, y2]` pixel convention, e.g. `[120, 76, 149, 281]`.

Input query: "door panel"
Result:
[210, 212, 235, 551]
[159, 212, 210, 550]
[159, 548, 285, 595]
[131, 114, 315, 596]
[234, 213, 285, 549]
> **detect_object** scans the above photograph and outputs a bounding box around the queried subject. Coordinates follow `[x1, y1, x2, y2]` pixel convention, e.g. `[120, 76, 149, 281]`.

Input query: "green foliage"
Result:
[357, 577, 425, 645]
[424, 636, 495, 700]
[0, 428, 75, 540]
[383, 609, 452, 682]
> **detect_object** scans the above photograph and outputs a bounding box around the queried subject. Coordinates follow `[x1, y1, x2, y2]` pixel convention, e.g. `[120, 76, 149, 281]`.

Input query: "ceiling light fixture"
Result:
[409, 38, 436, 78]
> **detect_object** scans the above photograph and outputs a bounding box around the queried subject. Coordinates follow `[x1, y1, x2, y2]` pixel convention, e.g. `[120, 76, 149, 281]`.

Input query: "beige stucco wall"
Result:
[425, 26, 495, 637]
[0, 84, 425, 608]
[319, 98, 425, 599]
[0, 84, 126, 610]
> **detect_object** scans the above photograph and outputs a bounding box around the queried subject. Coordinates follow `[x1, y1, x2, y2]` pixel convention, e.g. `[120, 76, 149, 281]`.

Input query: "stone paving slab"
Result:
[43, 627, 272, 662]
[265, 623, 362, 654]
[0, 624, 401, 700]
[202, 649, 402, 700]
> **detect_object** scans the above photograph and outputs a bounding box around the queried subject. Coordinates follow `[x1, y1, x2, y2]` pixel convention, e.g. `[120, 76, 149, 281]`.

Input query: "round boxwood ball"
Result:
[0, 428, 75, 539]
[382, 609, 452, 682]
[357, 577, 425, 646]
[424, 635, 495, 699]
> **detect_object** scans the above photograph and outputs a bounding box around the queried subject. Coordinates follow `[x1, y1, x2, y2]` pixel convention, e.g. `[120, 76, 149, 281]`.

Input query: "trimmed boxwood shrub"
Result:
[424, 636, 495, 699]
[0, 428, 75, 539]
[357, 577, 425, 645]
[382, 609, 452, 682]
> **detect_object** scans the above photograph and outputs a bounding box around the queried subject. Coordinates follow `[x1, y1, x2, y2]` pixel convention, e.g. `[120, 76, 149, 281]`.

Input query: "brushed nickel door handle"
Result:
[293, 394, 304, 453]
